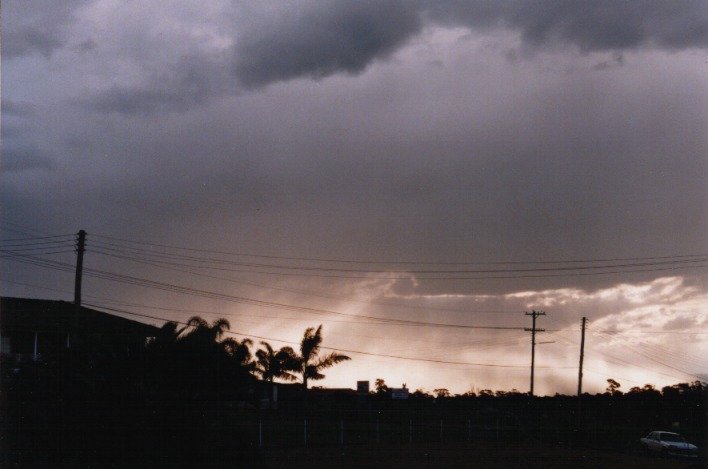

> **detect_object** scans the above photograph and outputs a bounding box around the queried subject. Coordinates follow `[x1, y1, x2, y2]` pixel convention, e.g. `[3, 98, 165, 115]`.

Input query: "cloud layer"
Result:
[2, 0, 707, 394]
[6, 1, 707, 112]
[233, 0, 708, 89]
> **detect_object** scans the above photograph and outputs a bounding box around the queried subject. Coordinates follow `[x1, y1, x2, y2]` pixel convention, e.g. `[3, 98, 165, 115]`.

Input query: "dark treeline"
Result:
[368, 378, 706, 452]
[2, 316, 705, 467]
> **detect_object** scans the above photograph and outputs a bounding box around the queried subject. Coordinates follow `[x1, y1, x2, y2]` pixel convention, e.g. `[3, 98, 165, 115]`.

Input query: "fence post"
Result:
[304, 419, 307, 447]
[259, 420, 263, 449]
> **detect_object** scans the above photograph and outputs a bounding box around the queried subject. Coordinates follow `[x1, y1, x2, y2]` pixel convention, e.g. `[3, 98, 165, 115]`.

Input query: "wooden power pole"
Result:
[72, 229, 86, 348]
[577, 317, 587, 396]
[577, 317, 587, 430]
[525, 310, 545, 397]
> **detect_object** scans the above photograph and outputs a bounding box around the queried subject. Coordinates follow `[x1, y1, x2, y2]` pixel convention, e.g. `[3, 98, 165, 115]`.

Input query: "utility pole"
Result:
[577, 317, 587, 431]
[72, 229, 86, 348]
[577, 317, 587, 396]
[525, 310, 545, 397]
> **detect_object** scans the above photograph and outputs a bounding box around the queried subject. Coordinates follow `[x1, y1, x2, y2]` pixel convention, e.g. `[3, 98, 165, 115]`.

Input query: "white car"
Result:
[640, 431, 698, 458]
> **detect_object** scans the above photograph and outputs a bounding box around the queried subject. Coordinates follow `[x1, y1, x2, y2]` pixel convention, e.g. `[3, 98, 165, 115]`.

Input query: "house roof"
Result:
[0, 296, 159, 336]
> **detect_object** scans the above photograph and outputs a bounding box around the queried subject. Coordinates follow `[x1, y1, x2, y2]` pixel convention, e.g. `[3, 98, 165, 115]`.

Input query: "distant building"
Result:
[0, 297, 158, 362]
[391, 387, 409, 399]
[357, 380, 370, 395]
[310, 387, 357, 396]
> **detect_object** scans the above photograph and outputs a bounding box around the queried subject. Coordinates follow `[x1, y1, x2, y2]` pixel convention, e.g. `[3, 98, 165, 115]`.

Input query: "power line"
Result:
[545, 327, 706, 382]
[589, 326, 703, 377]
[5, 232, 707, 280]
[87, 244, 519, 315]
[79, 244, 708, 282]
[4, 231, 706, 382]
[2, 251, 526, 331]
[89, 232, 708, 268]
[85, 303, 570, 370]
[593, 329, 708, 335]
[86, 239, 708, 277]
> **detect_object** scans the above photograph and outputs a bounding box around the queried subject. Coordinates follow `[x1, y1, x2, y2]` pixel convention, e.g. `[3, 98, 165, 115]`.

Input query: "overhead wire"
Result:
[89, 232, 708, 268]
[87, 243, 708, 279]
[589, 326, 703, 378]
[88, 243, 519, 315]
[82, 296, 532, 370]
[2, 250, 527, 331]
[5, 236, 704, 338]
[86, 303, 559, 369]
[4, 231, 706, 383]
[542, 321, 704, 384]
[0, 234, 76, 256]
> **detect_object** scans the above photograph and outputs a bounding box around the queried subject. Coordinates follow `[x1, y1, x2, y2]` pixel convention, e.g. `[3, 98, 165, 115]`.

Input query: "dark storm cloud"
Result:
[15, 0, 701, 114]
[592, 52, 625, 71]
[233, 0, 423, 89]
[0, 148, 56, 172]
[83, 87, 189, 116]
[78, 54, 235, 116]
[1, 100, 37, 118]
[422, 0, 708, 51]
[3, 26, 64, 60]
[1, 100, 46, 168]
[2, 0, 89, 59]
[233, 0, 708, 88]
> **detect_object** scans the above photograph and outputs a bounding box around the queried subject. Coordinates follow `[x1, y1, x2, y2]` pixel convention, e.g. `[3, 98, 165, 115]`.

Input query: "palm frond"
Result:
[278, 371, 299, 382]
[260, 341, 275, 355]
[300, 325, 323, 361]
[309, 372, 326, 381]
[186, 316, 208, 329]
[315, 352, 351, 370]
[212, 318, 231, 339]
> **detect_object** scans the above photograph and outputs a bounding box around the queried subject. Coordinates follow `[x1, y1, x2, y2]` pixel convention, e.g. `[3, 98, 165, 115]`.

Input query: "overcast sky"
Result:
[2, 0, 707, 395]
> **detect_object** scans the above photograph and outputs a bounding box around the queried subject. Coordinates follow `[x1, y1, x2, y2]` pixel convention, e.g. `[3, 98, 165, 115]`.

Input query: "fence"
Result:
[227, 410, 523, 449]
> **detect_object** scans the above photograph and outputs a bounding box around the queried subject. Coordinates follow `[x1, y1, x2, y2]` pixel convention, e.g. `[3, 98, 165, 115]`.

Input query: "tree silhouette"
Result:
[254, 341, 299, 383]
[147, 320, 188, 352]
[144, 316, 256, 401]
[375, 378, 389, 395]
[297, 325, 350, 390]
[606, 378, 622, 396]
[146, 316, 240, 356]
[224, 337, 255, 372]
[181, 316, 230, 345]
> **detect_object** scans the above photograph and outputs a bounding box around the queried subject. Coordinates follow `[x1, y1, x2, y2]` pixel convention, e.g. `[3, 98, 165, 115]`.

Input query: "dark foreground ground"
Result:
[58, 442, 704, 469]
[5, 356, 705, 468]
[258, 443, 704, 469]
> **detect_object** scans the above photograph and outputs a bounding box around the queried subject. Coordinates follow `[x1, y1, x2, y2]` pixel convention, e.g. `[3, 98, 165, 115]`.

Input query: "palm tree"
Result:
[297, 325, 350, 390]
[146, 316, 234, 359]
[182, 316, 231, 345]
[254, 341, 299, 383]
[223, 337, 254, 371]
[146, 320, 189, 350]
[181, 316, 256, 373]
